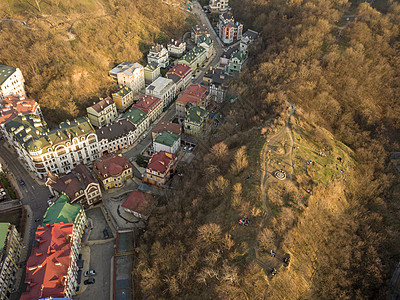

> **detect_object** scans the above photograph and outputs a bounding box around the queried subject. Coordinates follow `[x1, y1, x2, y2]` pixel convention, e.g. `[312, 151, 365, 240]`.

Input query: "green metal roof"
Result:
[42, 193, 82, 226]
[186, 106, 208, 124]
[197, 34, 213, 46]
[0, 223, 10, 251]
[154, 131, 180, 147]
[193, 46, 206, 55]
[0, 65, 16, 85]
[231, 50, 247, 62]
[112, 86, 132, 98]
[122, 108, 148, 126]
[5, 115, 95, 152]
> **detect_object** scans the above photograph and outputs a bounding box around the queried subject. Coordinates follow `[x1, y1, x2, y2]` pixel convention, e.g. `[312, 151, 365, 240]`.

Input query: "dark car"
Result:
[103, 229, 109, 239]
[48, 194, 55, 199]
[84, 278, 95, 285]
[19, 179, 25, 186]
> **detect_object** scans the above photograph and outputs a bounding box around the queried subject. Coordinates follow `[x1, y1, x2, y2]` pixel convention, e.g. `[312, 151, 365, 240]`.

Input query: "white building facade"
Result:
[145, 77, 176, 110]
[147, 44, 169, 68]
[109, 62, 145, 94]
[0, 65, 26, 101]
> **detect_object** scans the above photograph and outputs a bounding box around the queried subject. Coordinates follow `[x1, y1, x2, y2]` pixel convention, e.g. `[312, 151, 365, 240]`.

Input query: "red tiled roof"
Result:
[176, 84, 208, 106]
[132, 96, 162, 114]
[146, 151, 176, 174]
[88, 96, 114, 113]
[20, 223, 74, 300]
[121, 190, 155, 217]
[167, 64, 192, 78]
[152, 121, 181, 136]
[0, 95, 39, 126]
[94, 154, 132, 180]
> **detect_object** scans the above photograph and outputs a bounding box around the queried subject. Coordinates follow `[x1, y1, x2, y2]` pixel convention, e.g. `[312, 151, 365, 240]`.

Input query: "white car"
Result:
[183, 146, 188, 151]
[84, 269, 96, 277]
[188, 146, 194, 151]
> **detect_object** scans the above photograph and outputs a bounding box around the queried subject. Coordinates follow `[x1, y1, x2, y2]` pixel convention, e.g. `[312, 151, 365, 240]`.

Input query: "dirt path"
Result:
[260, 103, 296, 217]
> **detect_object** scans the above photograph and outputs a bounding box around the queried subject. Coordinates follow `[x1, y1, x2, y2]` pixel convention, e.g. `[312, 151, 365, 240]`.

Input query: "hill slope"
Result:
[0, 0, 191, 124]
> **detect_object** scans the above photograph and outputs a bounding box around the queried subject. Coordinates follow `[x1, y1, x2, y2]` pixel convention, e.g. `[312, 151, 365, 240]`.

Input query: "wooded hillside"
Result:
[0, 0, 191, 124]
[134, 0, 400, 298]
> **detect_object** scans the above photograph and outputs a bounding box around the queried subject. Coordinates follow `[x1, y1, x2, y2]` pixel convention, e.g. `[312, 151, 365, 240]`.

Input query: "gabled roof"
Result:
[0, 65, 17, 85]
[192, 24, 209, 35]
[94, 154, 132, 180]
[204, 67, 231, 85]
[154, 131, 180, 147]
[166, 64, 192, 79]
[49, 164, 97, 201]
[96, 119, 136, 141]
[133, 96, 162, 114]
[152, 121, 181, 136]
[121, 190, 155, 217]
[21, 223, 74, 300]
[87, 97, 115, 113]
[41, 193, 82, 226]
[177, 84, 208, 106]
[0, 95, 40, 126]
[146, 151, 176, 174]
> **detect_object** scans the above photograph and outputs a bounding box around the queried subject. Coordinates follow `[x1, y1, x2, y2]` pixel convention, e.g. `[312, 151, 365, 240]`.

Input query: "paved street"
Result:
[76, 242, 114, 300]
[191, 1, 225, 83]
[0, 140, 50, 299]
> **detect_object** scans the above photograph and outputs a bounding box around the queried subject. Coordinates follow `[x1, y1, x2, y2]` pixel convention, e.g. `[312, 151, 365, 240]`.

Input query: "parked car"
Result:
[19, 179, 25, 186]
[84, 278, 95, 285]
[183, 146, 188, 151]
[84, 269, 96, 277]
[48, 194, 55, 199]
[188, 146, 194, 151]
[103, 229, 109, 239]
[47, 200, 53, 207]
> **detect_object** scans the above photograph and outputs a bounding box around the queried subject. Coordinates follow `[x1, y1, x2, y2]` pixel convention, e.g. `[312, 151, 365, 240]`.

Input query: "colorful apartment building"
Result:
[147, 44, 169, 68]
[41, 193, 88, 241]
[227, 50, 248, 73]
[176, 84, 209, 119]
[142, 151, 177, 186]
[122, 108, 150, 138]
[0, 95, 43, 143]
[21, 223, 79, 299]
[5, 115, 99, 178]
[218, 11, 243, 44]
[167, 39, 186, 58]
[144, 62, 161, 84]
[203, 67, 232, 104]
[133, 95, 163, 122]
[0, 65, 26, 100]
[145, 77, 176, 110]
[96, 119, 137, 155]
[153, 131, 181, 154]
[191, 24, 209, 41]
[166, 64, 192, 94]
[94, 154, 133, 190]
[0, 223, 22, 300]
[86, 97, 118, 128]
[109, 62, 145, 94]
[184, 106, 209, 136]
[197, 34, 214, 58]
[46, 164, 102, 207]
[112, 86, 135, 111]
[151, 121, 182, 140]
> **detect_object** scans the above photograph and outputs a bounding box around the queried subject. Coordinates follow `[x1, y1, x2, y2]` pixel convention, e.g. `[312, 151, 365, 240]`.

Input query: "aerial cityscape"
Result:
[0, 0, 400, 299]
